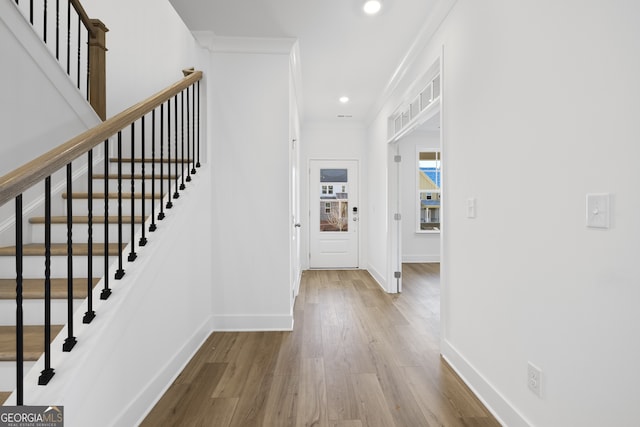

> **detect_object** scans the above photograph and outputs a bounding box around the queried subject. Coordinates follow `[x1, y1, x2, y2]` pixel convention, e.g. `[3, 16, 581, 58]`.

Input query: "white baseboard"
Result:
[125, 318, 213, 426]
[211, 314, 294, 331]
[441, 339, 531, 427]
[366, 263, 387, 292]
[402, 254, 440, 263]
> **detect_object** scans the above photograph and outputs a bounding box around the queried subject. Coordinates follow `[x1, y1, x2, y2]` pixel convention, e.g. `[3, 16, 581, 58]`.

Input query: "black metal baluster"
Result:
[55, 0, 59, 60]
[180, 91, 186, 190]
[15, 195, 24, 405]
[158, 103, 166, 219]
[63, 163, 77, 352]
[128, 123, 137, 262]
[76, 14, 81, 90]
[150, 109, 157, 231]
[186, 87, 191, 182]
[86, 28, 90, 101]
[197, 80, 201, 168]
[38, 178, 55, 385]
[173, 95, 180, 199]
[115, 131, 125, 279]
[43, 0, 47, 43]
[66, 0, 70, 75]
[191, 84, 196, 175]
[139, 116, 148, 245]
[29, 0, 33, 24]
[166, 100, 173, 209]
[83, 150, 95, 323]
[101, 139, 112, 299]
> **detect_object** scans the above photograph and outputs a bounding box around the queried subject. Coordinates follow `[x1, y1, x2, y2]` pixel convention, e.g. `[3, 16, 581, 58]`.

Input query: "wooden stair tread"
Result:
[0, 243, 123, 257]
[29, 215, 146, 224]
[0, 278, 99, 299]
[62, 192, 164, 200]
[110, 158, 193, 164]
[0, 392, 11, 405]
[0, 325, 64, 361]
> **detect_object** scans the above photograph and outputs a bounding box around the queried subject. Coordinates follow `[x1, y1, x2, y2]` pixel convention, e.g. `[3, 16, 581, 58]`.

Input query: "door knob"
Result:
[295, 223, 301, 228]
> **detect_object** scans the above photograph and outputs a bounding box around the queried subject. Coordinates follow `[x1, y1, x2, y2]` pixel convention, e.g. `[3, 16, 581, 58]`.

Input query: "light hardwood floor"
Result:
[142, 264, 500, 426]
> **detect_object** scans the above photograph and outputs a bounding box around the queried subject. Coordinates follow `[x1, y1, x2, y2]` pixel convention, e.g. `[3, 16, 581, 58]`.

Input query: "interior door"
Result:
[309, 160, 359, 268]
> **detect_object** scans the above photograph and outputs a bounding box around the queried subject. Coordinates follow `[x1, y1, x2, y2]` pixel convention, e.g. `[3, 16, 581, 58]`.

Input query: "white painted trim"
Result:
[441, 339, 531, 427]
[211, 314, 294, 332]
[294, 268, 303, 297]
[289, 41, 304, 121]
[192, 31, 296, 54]
[402, 254, 440, 263]
[366, 263, 387, 292]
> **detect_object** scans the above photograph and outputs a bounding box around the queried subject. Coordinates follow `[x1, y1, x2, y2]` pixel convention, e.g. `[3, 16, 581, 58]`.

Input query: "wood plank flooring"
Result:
[142, 264, 500, 427]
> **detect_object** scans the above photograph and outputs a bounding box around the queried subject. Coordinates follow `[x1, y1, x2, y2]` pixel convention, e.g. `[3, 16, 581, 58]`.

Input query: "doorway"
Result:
[309, 159, 359, 268]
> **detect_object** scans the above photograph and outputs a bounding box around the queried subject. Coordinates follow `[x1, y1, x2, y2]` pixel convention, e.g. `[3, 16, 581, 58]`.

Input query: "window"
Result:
[418, 150, 441, 232]
[320, 169, 349, 232]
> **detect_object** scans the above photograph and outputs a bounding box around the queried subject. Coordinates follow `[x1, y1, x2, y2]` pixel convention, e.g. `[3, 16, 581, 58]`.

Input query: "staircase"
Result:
[0, 67, 201, 407]
[3, 0, 203, 413]
[0, 161, 168, 401]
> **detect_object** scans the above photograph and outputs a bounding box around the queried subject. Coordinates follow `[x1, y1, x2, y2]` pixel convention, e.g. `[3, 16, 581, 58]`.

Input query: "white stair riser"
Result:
[0, 255, 119, 278]
[75, 177, 170, 193]
[29, 223, 140, 244]
[0, 299, 84, 326]
[108, 162, 194, 176]
[0, 361, 35, 390]
[66, 198, 157, 217]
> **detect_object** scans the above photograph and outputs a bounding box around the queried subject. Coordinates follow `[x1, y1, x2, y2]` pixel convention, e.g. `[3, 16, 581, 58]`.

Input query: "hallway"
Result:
[142, 265, 499, 426]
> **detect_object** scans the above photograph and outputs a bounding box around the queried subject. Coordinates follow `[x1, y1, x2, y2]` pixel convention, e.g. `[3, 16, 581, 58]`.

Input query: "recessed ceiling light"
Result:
[363, 0, 382, 15]
[339, 96, 350, 103]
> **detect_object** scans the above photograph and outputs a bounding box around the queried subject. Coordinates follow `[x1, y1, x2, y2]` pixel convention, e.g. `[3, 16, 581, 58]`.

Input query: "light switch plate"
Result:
[466, 198, 476, 219]
[586, 193, 610, 228]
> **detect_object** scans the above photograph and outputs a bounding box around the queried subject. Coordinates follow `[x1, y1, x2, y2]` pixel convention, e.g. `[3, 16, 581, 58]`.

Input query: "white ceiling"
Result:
[168, 0, 441, 124]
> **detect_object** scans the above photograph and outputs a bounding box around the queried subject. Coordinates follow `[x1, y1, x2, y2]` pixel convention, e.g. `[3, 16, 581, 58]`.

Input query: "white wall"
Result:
[365, 117, 391, 288]
[300, 122, 367, 270]
[81, 0, 207, 117]
[370, 0, 640, 425]
[208, 50, 293, 330]
[398, 131, 440, 263]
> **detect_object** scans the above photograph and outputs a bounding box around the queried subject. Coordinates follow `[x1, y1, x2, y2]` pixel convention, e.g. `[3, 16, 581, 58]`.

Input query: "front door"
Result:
[309, 160, 359, 268]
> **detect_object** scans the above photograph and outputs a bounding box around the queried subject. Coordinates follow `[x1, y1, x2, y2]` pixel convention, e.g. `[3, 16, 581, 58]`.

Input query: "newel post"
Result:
[89, 19, 108, 120]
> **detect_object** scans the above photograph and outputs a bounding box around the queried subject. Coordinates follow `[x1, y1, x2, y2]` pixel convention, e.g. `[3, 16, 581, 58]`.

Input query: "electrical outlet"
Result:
[527, 362, 542, 397]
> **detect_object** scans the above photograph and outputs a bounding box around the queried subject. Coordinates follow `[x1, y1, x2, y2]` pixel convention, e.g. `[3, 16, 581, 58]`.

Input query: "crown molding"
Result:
[192, 31, 297, 55]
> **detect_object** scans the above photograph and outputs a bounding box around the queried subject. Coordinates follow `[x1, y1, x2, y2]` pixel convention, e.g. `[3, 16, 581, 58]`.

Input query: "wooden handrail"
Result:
[0, 70, 202, 207]
[70, 0, 97, 37]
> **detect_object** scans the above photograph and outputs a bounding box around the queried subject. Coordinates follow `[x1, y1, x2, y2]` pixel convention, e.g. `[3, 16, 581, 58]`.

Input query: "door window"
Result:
[319, 168, 349, 232]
